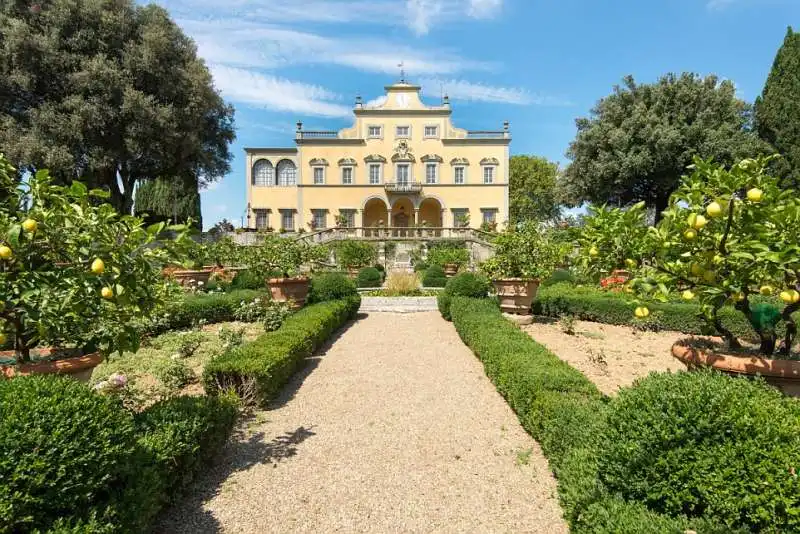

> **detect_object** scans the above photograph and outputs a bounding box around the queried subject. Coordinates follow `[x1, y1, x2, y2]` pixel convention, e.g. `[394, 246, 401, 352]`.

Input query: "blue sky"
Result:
[151, 0, 799, 229]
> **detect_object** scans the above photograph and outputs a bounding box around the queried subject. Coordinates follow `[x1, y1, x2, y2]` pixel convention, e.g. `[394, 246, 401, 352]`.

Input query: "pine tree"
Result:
[755, 27, 800, 187]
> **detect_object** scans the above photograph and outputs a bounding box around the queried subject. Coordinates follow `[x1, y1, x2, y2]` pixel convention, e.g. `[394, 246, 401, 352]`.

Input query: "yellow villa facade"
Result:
[244, 81, 510, 234]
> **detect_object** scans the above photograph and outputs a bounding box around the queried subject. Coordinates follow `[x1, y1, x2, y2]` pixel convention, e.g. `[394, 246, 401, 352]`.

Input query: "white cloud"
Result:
[209, 64, 352, 117]
[468, 0, 502, 18]
[419, 78, 572, 106]
[365, 95, 387, 108]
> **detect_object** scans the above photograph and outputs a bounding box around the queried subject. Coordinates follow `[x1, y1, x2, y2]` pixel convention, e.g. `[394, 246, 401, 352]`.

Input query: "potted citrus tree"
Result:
[244, 235, 324, 308]
[0, 158, 187, 381]
[631, 157, 800, 393]
[480, 222, 562, 315]
[428, 246, 470, 276]
[334, 240, 377, 277]
[165, 239, 213, 287]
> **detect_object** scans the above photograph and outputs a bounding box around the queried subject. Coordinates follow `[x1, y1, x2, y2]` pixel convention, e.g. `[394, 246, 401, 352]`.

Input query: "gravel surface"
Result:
[359, 296, 438, 312]
[523, 318, 687, 396]
[157, 312, 567, 533]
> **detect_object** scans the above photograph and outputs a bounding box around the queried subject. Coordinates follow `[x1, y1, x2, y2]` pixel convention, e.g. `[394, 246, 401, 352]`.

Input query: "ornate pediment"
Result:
[309, 158, 329, 166]
[364, 154, 387, 163]
[450, 157, 470, 166]
[391, 139, 416, 162]
[338, 157, 358, 166]
[421, 154, 443, 163]
[480, 157, 500, 166]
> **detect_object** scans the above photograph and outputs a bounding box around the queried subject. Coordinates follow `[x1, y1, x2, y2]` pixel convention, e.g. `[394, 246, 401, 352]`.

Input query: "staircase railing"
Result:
[293, 227, 495, 247]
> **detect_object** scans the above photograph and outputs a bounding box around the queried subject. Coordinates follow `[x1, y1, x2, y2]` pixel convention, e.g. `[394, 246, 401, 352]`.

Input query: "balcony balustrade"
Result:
[384, 181, 423, 193]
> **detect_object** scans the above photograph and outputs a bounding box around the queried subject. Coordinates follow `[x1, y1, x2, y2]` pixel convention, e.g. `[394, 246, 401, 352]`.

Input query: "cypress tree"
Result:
[755, 27, 800, 187]
[134, 176, 202, 230]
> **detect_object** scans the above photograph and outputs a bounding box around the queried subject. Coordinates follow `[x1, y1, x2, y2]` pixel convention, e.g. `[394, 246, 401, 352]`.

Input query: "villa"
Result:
[244, 79, 510, 234]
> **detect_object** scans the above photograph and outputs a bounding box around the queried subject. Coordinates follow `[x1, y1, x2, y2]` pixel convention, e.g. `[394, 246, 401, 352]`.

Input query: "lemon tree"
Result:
[239, 235, 325, 278]
[632, 156, 800, 356]
[480, 222, 563, 280]
[0, 156, 188, 363]
[577, 202, 651, 280]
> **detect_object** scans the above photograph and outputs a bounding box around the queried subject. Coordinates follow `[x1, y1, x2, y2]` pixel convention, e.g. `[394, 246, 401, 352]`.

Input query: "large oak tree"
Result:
[0, 0, 235, 213]
[508, 155, 560, 224]
[561, 73, 770, 218]
[755, 27, 800, 189]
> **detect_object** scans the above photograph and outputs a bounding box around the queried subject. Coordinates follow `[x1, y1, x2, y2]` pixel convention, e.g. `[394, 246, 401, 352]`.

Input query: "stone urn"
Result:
[1, 349, 103, 383]
[672, 342, 800, 397]
[443, 263, 459, 276]
[268, 276, 310, 309]
[492, 278, 540, 315]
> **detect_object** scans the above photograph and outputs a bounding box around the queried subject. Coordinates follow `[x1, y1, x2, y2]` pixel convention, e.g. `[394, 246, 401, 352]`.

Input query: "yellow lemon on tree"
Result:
[792, 290, 800, 304]
[682, 290, 695, 301]
[731, 291, 745, 302]
[706, 201, 723, 218]
[780, 290, 795, 304]
[747, 188, 763, 203]
[683, 229, 697, 241]
[0, 245, 12, 260]
[625, 258, 637, 269]
[91, 258, 105, 275]
[589, 246, 599, 257]
[21, 219, 38, 233]
[712, 254, 724, 265]
[634, 306, 650, 318]
[702, 270, 716, 283]
[0, 332, 6, 345]
[760, 285, 773, 296]
[693, 214, 708, 230]
[101, 286, 114, 300]
[690, 263, 704, 276]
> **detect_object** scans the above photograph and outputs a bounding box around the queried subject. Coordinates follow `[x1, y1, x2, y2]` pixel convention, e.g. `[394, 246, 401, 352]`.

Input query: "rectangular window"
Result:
[342, 167, 353, 185]
[424, 125, 438, 138]
[452, 208, 469, 228]
[254, 209, 268, 230]
[425, 163, 437, 184]
[313, 167, 324, 185]
[280, 210, 294, 231]
[340, 209, 355, 228]
[396, 125, 410, 138]
[369, 164, 381, 185]
[396, 164, 410, 184]
[312, 209, 327, 229]
[454, 166, 465, 184]
[482, 209, 497, 224]
[368, 125, 382, 138]
[483, 166, 495, 184]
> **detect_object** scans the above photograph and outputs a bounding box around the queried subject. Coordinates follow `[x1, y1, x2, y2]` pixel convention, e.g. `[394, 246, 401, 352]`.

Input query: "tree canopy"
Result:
[134, 176, 201, 230]
[561, 73, 771, 217]
[0, 0, 235, 214]
[755, 27, 800, 188]
[508, 155, 561, 224]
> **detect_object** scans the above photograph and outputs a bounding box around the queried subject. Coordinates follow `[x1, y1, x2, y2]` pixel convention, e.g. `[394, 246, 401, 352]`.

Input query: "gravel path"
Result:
[157, 312, 567, 533]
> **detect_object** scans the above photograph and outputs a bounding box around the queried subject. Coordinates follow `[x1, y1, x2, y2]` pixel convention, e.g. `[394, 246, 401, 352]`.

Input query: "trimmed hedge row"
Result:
[533, 282, 765, 340]
[447, 297, 732, 533]
[203, 296, 360, 406]
[146, 289, 265, 335]
[0, 375, 237, 533]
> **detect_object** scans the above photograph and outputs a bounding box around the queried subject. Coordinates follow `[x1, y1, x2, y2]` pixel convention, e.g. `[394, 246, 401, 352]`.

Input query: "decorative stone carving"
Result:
[364, 154, 387, 163]
[338, 157, 358, 166]
[450, 157, 470, 166]
[391, 139, 416, 162]
[421, 154, 443, 163]
[309, 158, 329, 166]
[480, 157, 500, 166]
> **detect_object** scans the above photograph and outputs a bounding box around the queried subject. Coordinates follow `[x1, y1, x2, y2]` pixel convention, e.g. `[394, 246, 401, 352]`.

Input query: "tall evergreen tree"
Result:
[755, 27, 800, 188]
[134, 176, 201, 230]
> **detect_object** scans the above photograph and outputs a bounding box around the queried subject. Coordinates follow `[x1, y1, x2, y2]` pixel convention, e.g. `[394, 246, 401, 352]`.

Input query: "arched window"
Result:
[277, 160, 297, 186]
[252, 160, 274, 186]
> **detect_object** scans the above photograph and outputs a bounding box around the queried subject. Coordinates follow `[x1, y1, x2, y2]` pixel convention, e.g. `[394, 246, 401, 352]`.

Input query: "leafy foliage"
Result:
[239, 235, 324, 277]
[422, 265, 448, 287]
[334, 240, 377, 270]
[562, 73, 771, 216]
[0, 0, 235, 213]
[356, 266, 383, 288]
[134, 176, 201, 230]
[509, 155, 561, 224]
[230, 269, 266, 290]
[755, 27, 800, 189]
[152, 358, 195, 391]
[631, 157, 800, 355]
[481, 222, 563, 280]
[576, 202, 650, 279]
[308, 273, 358, 303]
[0, 160, 188, 362]
[426, 246, 469, 268]
[598, 371, 800, 532]
[437, 272, 490, 320]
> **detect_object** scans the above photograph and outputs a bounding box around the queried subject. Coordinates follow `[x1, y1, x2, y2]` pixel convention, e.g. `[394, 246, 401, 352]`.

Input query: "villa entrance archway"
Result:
[418, 197, 443, 227]
[363, 197, 389, 228]
[391, 197, 414, 236]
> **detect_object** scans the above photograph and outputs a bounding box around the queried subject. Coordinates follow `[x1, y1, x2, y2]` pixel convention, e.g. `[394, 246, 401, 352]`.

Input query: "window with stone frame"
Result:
[254, 209, 269, 229]
[280, 209, 294, 231]
[311, 209, 327, 229]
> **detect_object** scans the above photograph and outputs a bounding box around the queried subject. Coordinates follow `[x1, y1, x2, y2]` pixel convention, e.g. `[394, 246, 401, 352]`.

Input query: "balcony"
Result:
[466, 130, 507, 139]
[384, 181, 423, 193]
[296, 130, 338, 139]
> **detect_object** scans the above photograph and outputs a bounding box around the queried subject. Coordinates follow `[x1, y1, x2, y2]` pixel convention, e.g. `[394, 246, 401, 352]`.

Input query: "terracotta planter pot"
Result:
[268, 276, 310, 309]
[443, 263, 459, 276]
[1, 350, 103, 383]
[672, 342, 800, 397]
[347, 268, 360, 279]
[492, 278, 540, 315]
[167, 268, 213, 287]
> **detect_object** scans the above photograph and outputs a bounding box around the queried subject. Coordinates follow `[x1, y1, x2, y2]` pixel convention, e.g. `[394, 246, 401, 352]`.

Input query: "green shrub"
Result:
[204, 296, 360, 406]
[422, 265, 448, 287]
[230, 269, 266, 290]
[598, 371, 800, 532]
[263, 300, 293, 332]
[334, 240, 377, 269]
[438, 272, 490, 320]
[357, 266, 383, 288]
[152, 358, 196, 391]
[541, 268, 576, 288]
[427, 246, 469, 268]
[413, 261, 428, 272]
[0, 375, 138, 532]
[308, 273, 358, 303]
[146, 289, 265, 334]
